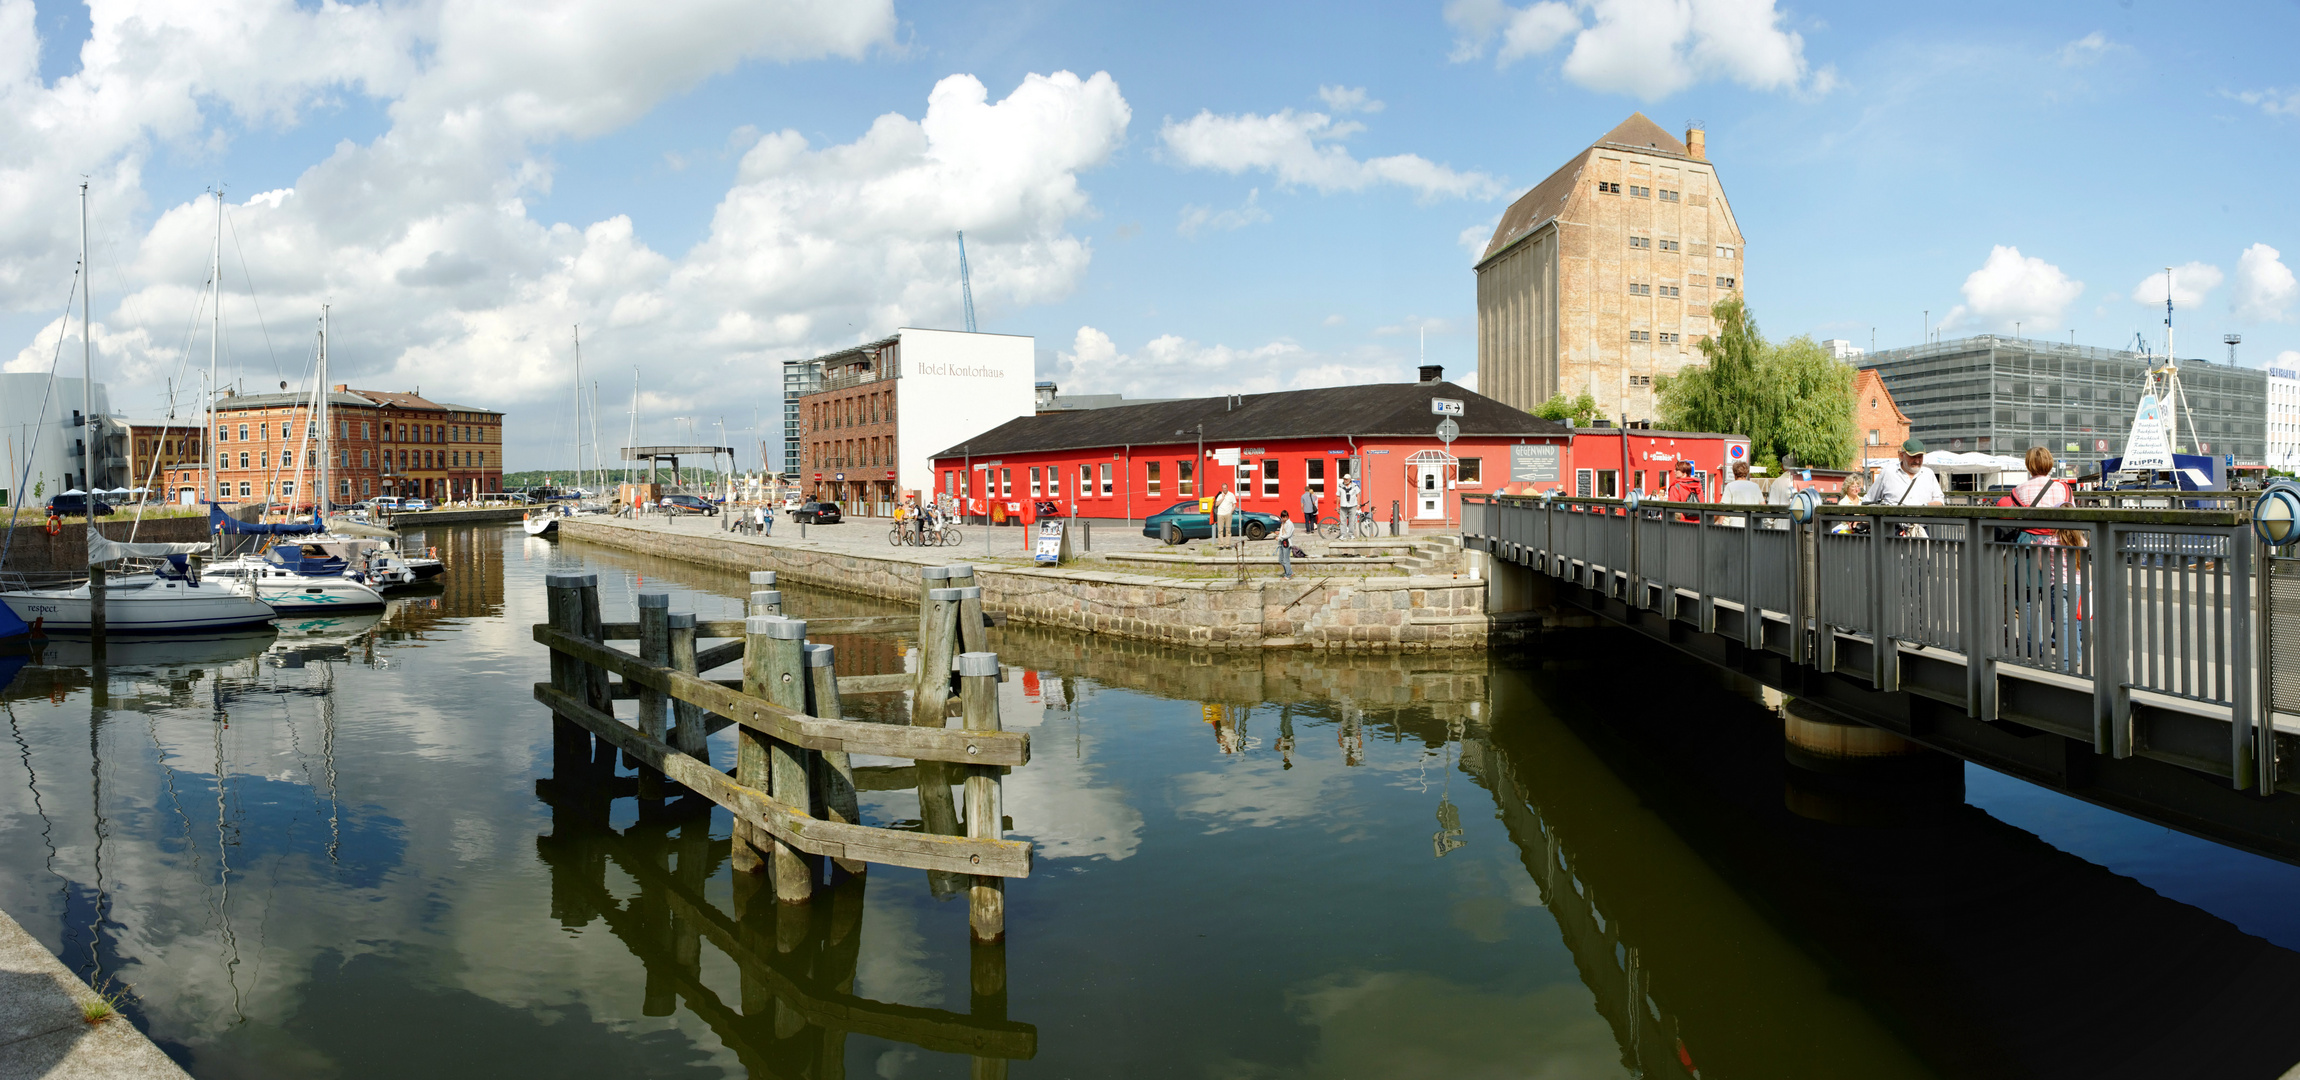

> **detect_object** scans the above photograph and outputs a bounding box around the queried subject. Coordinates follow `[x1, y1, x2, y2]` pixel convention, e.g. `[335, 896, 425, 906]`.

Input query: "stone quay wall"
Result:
[558, 518, 1508, 651]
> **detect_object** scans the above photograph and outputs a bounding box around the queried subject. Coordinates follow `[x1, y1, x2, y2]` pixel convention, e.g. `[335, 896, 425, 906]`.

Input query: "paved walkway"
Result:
[0, 907, 189, 1079]
[583, 511, 1431, 577]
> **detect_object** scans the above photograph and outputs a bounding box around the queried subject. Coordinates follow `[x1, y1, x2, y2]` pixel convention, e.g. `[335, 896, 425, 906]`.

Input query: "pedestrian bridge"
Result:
[1462, 492, 2300, 862]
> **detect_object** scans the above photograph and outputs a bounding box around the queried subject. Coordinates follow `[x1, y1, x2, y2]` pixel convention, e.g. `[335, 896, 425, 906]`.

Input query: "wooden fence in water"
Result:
[532, 564, 1030, 943]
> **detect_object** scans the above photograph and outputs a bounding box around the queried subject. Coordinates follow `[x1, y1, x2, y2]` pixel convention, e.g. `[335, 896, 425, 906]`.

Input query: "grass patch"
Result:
[80, 983, 126, 1025]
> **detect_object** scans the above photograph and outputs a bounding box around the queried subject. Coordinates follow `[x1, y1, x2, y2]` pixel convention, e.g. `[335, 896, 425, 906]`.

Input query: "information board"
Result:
[1510, 444, 1561, 482]
[1033, 521, 1065, 564]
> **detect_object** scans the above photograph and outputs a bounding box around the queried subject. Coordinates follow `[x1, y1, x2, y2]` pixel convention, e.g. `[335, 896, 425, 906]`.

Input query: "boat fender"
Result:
[44, 514, 61, 536]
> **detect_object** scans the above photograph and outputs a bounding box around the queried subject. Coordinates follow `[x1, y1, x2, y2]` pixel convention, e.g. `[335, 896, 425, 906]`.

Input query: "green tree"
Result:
[1533, 391, 1606, 427]
[1656, 297, 1857, 469]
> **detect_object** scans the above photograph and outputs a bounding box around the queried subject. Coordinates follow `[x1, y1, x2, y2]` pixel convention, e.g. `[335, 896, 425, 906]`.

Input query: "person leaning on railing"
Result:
[1997, 446, 2071, 543]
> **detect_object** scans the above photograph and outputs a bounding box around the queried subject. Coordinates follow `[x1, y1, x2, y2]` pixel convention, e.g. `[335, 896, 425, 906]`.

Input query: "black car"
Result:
[792, 501, 843, 524]
[663, 493, 719, 516]
[45, 494, 114, 517]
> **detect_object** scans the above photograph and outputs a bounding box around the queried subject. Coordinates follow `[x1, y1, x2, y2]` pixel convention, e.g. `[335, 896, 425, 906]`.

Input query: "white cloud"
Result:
[1445, 0, 1825, 100]
[1940, 246, 2083, 331]
[1051, 326, 1408, 400]
[2279, 350, 2300, 370]
[2055, 31, 2121, 66]
[0, 0, 1132, 464]
[1177, 188, 1272, 237]
[2234, 243, 2298, 322]
[2234, 88, 2300, 119]
[1458, 215, 1501, 260]
[1161, 107, 1504, 201]
[2130, 261, 2224, 312]
[1322, 314, 1346, 326]
[1316, 85, 1383, 113]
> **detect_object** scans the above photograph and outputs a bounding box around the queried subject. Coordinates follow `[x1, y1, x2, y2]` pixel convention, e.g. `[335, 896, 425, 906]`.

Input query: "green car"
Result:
[1141, 499, 1279, 544]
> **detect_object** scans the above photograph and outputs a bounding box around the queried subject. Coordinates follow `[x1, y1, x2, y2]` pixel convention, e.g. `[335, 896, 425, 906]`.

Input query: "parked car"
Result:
[791, 501, 843, 524]
[402, 498, 432, 512]
[1141, 499, 1277, 543]
[663, 493, 719, 516]
[44, 494, 114, 518]
[781, 494, 805, 513]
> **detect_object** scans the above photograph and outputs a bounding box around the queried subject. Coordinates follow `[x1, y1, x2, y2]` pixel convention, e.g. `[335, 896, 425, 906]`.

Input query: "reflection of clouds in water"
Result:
[854, 894, 943, 1009]
[1446, 856, 1549, 944]
[1209, 970, 1622, 1080]
[1169, 714, 1427, 836]
[875, 1047, 919, 1077]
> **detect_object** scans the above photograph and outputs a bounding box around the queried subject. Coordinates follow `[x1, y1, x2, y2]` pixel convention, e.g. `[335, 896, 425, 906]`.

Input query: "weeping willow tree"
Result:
[1656, 297, 1858, 469]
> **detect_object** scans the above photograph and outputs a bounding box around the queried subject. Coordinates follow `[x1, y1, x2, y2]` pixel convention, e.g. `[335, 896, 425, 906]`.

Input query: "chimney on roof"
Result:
[1686, 124, 1705, 160]
[1418, 364, 1443, 384]
[332, 384, 347, 392]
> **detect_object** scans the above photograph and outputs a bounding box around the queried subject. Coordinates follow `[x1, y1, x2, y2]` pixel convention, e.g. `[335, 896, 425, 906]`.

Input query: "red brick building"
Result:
[211, 386, 504, 509]
[120, 418, 207, 504]
[1854, 368, 1911, 455]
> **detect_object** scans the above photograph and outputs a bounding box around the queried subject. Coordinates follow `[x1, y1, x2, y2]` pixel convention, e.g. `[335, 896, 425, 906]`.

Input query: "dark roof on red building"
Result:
[931, 380, 1566, 459]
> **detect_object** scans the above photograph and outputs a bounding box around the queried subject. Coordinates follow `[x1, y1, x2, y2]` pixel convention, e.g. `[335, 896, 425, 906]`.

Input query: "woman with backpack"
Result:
[1998, 447, 2074, 661]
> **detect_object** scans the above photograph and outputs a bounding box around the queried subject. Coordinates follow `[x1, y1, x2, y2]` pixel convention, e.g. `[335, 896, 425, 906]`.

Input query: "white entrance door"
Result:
[1415, 463, 1443, 519]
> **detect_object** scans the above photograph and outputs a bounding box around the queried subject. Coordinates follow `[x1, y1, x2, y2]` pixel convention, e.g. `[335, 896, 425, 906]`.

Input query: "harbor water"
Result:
[5, 525, 2300, 1077]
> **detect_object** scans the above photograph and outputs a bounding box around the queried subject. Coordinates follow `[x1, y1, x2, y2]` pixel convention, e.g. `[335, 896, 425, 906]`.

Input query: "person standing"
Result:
[1338, 474, 1360, 538]
[1275, 510, 1296, 578]
[1766, 453, 1804, 506]
[1862, 439, 1945, 508]
[1666, 458, 1703, 503]
[1214, 484, 1238, 544]
[1300, 486, 1320, 534]
[1719, 462, 1764, 527]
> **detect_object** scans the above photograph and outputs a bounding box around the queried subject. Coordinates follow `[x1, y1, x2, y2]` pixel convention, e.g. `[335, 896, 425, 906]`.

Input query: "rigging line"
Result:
[3, 700, 70, 914]
[0, 266, 78, 572]
[222, 203, 282, 386]
[129, 262, 223, 541]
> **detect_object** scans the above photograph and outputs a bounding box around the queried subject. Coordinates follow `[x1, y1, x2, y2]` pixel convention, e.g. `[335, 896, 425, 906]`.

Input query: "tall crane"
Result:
[957, 230, 978, 333]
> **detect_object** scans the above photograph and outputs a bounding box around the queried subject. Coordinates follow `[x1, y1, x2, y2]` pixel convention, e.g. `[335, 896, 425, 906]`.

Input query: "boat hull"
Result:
[0, 578, 278, 633]
[252, 577, 386, 612]
[522, 515, 558, 537]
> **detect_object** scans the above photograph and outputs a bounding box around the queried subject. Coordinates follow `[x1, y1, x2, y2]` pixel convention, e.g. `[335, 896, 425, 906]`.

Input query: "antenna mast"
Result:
[957, 231, 978, 333]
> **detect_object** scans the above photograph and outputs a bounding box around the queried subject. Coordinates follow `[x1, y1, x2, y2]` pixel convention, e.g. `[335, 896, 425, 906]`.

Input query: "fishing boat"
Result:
[522, 504, 568, 537]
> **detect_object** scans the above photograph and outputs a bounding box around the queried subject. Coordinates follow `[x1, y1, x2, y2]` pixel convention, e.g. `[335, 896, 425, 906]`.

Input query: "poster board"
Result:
[1034, 520, 1066, 564]
[1510, 445, 1560, 482]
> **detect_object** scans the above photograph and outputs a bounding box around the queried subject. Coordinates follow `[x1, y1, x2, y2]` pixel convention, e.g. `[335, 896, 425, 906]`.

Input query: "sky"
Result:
[2, 0, 2297, 469]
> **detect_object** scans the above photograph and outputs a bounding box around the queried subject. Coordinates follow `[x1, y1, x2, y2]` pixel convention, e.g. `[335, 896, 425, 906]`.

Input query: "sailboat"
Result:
[203, 308, 385, 611]
[0, 185, 277, 634]
[523, 326, 604, 539]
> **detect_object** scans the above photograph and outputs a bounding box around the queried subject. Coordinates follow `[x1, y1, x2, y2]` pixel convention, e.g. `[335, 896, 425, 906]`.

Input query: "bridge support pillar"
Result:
[1780, 697, 1962, 826]
[1483, 551, 1552, 616]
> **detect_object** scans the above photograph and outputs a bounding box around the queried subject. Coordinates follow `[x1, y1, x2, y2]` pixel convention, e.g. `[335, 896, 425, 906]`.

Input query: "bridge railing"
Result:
[1465, 494, 2273, 791]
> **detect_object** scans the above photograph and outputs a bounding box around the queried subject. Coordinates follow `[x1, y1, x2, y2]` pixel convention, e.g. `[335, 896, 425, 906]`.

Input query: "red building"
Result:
[927, 367, 1571, 529]
[1544, 425, 1753, 500]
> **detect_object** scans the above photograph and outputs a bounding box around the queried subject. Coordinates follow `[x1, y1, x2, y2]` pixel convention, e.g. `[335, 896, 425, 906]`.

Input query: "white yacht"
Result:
[0, 543, 276, 634]
[204, 543, 386, 612]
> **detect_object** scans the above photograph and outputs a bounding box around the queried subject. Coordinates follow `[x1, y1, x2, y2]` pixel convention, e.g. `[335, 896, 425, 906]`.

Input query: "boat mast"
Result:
[570, 324, 583, 495]
[626, 368, 638, 487]
[318, 305, 330, 521]
[81, 182, 96, 540]
[2164, 267, 2179, 454]
[210, 188, 222, 505]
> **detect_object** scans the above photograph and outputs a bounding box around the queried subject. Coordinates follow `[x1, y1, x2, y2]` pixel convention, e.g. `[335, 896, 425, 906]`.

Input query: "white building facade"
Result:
[2269, 365, 2300, 473]
[794, 328, 1033, 514]
[1, 374, 122, 510]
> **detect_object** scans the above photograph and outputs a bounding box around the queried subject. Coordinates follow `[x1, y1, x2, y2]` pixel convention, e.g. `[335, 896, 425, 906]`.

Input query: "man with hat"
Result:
[1863, 438, 1944, 507]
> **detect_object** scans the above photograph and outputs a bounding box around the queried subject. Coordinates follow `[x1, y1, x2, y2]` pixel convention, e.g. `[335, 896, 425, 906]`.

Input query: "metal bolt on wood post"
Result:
[759, 617, 817, 904]
[806, 642, 865, 876]
[749, 590, 782, 617]
[958, 651, 1006, 943]
[637, 593, 671, 801]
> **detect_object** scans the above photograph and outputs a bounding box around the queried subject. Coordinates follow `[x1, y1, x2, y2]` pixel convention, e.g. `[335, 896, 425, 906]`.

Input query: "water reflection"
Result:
[0, 526, 2294, 1077]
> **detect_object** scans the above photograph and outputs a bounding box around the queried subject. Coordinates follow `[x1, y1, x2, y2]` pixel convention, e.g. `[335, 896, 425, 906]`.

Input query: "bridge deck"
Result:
[1466, 494, 2300, 863]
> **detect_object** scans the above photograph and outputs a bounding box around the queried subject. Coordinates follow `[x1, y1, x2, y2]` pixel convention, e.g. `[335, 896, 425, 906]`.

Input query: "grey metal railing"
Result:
[1464, 493, 2273, 791]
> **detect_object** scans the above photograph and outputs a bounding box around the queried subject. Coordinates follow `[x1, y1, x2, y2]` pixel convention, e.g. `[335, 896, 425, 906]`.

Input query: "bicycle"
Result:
[937, 525, 964, 547]
[888, 526, 911, 547]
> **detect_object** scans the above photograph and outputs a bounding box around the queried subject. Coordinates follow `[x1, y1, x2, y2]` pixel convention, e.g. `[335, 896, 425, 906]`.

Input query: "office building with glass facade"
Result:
[1859, 335, 2265, 476]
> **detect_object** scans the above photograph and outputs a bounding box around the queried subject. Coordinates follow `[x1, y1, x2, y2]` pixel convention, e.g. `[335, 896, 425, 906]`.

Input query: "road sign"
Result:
[1431, 398, 1465, 416]
[1436, 418, 1460, 444]
[1725, 442, 1748, 462]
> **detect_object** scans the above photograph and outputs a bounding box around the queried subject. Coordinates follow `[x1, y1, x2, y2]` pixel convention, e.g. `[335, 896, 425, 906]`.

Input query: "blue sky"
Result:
[3, 0, 2297, 467]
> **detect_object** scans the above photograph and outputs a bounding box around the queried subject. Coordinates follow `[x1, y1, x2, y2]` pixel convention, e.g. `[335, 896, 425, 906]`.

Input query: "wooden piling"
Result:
[948, 566, 989, 655]
[958, 651, 1006, 943]
[736, 615, 778, 876]
[807, 642, 866, 876]
[914, 586, 967, 898]
[637, 593, 671, 801]
[545, 572, 601, 784]
[756, 617, 818, 904]
[750, 590, 782, 617]
[87, 564, 106, 655]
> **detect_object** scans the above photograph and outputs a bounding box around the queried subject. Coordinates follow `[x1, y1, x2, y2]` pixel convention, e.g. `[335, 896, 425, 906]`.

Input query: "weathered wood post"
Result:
[636, 593, 671, 802]
[806, 642, 865, 876]
[545, 572, 600, 786]
[667, 612, 701, 791]
[915, 585, 966, 898]
[757, 616, 817, 904]
[734, 615, 777, 877]
[948, 565, 989, 654]
[750, 569, 781, 617]
[958, 651, 1006, 943]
